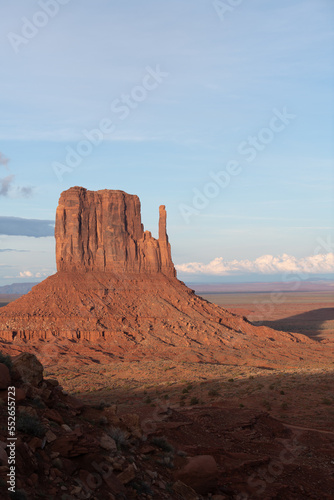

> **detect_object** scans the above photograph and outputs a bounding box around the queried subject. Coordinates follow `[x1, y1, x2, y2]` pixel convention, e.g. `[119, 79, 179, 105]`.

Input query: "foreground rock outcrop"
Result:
[0, 352, 202, 500]
[1, 352, 333, 500]
[0, 186, 332, 368]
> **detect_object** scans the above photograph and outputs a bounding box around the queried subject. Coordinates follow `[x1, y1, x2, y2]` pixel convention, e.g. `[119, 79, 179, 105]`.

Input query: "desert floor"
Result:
[41, 291, 333, 430]
[2, 290, 334, 497]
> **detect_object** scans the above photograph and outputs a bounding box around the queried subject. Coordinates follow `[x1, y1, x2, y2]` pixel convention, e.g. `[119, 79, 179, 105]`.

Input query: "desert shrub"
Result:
[128, 480, 153, 495]
[0, 351, 12, 370]
[109, 426, 128, 449]
[17, 413, 45, 438]
[228, 378, 234, 382]
[156, 456, 174, 468]
[92, 399, 110, 410]
[190, 397, 199, 405]
[166, 482, 174, 493]
[150, 436, 174, 453]
[30, 397, 46, 409]
[280, 390, 285, 395]
[208, 389, 219, 397]
[262, 400, 271, 411]
[321, 398, 332, 405]
[55, 401, 68, 410]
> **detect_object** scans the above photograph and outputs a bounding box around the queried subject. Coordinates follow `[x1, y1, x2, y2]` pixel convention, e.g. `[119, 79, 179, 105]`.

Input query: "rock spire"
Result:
[55, 186, 176, 277]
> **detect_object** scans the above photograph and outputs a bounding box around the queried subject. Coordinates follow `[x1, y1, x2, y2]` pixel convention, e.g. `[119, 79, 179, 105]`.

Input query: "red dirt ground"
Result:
[1, 290, 333, 498]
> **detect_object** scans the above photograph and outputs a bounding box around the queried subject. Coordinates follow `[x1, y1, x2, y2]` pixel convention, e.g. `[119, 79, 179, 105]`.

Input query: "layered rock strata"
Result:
[0, 186, 330, 367]
[55, 187, 175, 277]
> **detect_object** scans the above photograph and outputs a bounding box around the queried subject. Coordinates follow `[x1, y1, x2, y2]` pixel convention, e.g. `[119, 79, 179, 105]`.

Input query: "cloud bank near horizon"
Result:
[0, 216, 54, 237]
[176, 253, 334, 276]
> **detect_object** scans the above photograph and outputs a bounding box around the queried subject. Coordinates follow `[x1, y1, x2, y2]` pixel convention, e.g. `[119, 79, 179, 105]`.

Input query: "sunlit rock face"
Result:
[55, 186, 176, 277]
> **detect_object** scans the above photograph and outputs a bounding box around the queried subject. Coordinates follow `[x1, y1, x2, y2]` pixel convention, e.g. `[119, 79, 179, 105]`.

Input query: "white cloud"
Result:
[18, 270, 50, 279]
[19, 271, 33, 278]
[176, 253, 334, 276]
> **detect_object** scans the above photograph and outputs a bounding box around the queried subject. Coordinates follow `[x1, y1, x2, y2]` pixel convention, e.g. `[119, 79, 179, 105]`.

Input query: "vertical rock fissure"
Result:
[55, 187, 176, 277]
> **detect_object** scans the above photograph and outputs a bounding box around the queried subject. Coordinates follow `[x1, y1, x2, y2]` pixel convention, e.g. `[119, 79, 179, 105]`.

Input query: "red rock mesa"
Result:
[0, 187, 330, 367]
[55, 187, 175, 277]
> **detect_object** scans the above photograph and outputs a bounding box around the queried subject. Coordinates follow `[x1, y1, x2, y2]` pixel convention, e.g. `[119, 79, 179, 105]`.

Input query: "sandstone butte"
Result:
[0, 186, 332, 367]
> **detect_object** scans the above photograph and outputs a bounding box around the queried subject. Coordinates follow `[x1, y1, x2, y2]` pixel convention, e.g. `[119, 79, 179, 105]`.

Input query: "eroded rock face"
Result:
[175, 455, 218, 494]
[12, 353, 43, 387]
[55, 187, 176, 277]
[0, 186, 330, 370]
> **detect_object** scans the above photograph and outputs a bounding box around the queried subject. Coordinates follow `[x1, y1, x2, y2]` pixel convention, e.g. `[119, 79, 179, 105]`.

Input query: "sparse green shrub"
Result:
[92, 400, 110, 410]
[30, 397, 46, 409]
[109, 427, 128, 449]
[281, 402, 288, 410]
[17, 413, 45, 438]
[156, 455, 174, 468]
[99, 416, 108, 426]
[55, 401, 68, 410]
[228, 378, 234, 382]
[166, 482, 174, 494]
[190, 397, 199, 405]
[150, 436, 174, 453]
[128, 480, 153, 495]
[144, 396, 152, 404]
[321, 398, 332, 405]
[182, 388, 189, 394]
[280, 390, 285, 395]
[262, 400, 271, 411]
[208, 389, 219, 397]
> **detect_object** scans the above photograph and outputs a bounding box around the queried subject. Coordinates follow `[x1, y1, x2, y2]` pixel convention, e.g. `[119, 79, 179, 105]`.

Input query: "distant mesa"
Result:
[0, 186, 331, 367]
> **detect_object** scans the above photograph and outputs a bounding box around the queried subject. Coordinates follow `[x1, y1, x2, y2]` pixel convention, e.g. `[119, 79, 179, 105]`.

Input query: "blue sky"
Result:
[0, 0, 333, 285]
